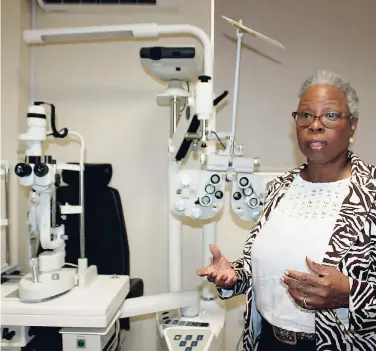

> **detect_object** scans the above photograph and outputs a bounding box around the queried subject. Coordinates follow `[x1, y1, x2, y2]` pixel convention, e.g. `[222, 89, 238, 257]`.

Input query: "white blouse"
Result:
[251, 174, 350, 333]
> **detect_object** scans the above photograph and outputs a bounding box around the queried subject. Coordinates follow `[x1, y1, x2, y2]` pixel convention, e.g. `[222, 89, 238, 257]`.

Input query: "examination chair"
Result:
[24, 163, 143, 351]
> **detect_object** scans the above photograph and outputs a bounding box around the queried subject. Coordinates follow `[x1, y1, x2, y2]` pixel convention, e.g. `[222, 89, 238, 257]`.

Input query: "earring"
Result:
[349, 137, 354, 144]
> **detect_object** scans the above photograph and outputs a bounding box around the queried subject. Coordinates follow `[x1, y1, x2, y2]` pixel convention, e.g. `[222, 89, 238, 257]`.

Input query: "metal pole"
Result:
[5, 167, 10, 264]
[171, 96, 180, 137]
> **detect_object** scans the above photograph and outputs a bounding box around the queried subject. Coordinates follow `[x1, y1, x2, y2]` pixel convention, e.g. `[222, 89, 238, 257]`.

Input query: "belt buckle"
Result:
[272, 326, 297, 345]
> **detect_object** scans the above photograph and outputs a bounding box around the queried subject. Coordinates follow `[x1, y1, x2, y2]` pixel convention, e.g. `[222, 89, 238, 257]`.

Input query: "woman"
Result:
[197, 70, 376, 351]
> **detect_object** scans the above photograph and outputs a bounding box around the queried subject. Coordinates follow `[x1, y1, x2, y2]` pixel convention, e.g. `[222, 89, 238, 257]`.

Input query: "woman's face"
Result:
[296, 84, 358, 164]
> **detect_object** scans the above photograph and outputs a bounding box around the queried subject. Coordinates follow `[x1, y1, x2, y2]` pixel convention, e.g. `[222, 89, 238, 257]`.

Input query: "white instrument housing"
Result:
[140, 46, 203, 82]
[171, 170, 226, 220]
[231, 172, 283, 221]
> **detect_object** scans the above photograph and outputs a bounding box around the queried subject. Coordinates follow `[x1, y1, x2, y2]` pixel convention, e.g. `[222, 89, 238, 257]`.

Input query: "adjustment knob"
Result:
[54, 174, 61, 187]
[180, 174, 191, 187]
[243, 187, 254, 196]
[247, 197, 260, 209]
[233, 192, 242, 201]
[238, 176, 249, 188]
[175, 201, 185, 212]
[198, 75, 211, 83]
[205, 184, 215, 194]
[14, 163, 32, 177]
[199, 195, 212, 207]
[34, 163, 49, 177]
[254, 157, 261, 168]
[191, 207, 202, 219]
[2, 328, 16, 341]
[210, 174, 221, 185]
[215, 190, 223, 199]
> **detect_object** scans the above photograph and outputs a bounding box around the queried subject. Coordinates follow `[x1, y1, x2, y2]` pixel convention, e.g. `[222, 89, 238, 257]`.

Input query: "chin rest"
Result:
[58, 163, 144, 308]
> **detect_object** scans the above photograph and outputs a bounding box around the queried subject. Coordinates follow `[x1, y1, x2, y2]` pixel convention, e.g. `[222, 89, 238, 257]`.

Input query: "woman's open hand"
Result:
[196, 244, 237, 289]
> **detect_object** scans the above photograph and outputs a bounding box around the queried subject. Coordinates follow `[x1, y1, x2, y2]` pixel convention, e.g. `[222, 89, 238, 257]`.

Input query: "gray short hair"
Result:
[298, 70, 360, 119]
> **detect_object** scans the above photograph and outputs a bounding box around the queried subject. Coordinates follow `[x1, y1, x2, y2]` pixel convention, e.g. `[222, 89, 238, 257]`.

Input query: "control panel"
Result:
[164, 318, 209, 328]
[164, 327, 213, 351]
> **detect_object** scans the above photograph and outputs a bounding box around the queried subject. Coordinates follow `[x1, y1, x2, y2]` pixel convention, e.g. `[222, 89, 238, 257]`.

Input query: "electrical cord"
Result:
[114, 328, 122, 351]
[179, 100, 187, 113]
[197, 130, 226, 150]
[179, 81, 190, 113]
[198, 130, 226, 150]
[64, 263, 78, 268]
[105, 320, 120, 351]
[197, 131, 226, 149]
[211, 130, 226, 149]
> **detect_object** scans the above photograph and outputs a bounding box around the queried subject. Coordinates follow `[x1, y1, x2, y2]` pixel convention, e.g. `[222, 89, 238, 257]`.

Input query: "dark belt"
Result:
[262, 318, 315, 346]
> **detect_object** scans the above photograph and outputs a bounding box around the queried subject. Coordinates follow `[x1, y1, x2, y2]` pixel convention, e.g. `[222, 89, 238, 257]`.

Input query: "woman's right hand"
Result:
[196, 244, 237, 289]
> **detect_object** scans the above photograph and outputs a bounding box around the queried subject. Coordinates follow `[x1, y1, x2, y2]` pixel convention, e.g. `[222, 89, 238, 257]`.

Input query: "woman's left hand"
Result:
[281, 257, 350, 310]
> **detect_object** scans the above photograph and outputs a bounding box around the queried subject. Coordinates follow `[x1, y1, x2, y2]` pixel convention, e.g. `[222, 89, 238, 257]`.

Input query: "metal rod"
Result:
[202, 120, 207, 142]
[31, 258, 39, 283]
[185, 133, 201, 140]
[1, 275, 24, 280]
[4, 167, 10, 264]
[230, 20, 244, 156]
[51, 165, 57, 228]
[79, 165, 85, 259]
[30, 236, 37, 258]
[171, 96, 179, 137]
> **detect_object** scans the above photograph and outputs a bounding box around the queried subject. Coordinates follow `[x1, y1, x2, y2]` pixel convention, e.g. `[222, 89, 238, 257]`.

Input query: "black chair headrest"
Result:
[62, 163, 113, 188]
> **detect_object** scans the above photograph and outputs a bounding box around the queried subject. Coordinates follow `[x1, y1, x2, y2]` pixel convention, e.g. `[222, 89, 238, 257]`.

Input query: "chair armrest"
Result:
[127, 278, 144, 299]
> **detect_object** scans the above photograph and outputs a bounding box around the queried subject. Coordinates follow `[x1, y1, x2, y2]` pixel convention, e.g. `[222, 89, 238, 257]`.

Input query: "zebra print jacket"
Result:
[219, 151, 376, 351]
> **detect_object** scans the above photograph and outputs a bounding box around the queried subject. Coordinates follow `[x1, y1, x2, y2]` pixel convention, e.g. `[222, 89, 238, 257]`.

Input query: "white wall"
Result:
[1, 0, 31, 271]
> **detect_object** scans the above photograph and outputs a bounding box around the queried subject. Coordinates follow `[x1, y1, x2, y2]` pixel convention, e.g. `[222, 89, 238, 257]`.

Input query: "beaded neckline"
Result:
[297, 173, 351, 185]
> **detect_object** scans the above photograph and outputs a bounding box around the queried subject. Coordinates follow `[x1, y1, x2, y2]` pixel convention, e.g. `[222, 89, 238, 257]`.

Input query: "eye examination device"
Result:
[1, 14, 285, 351]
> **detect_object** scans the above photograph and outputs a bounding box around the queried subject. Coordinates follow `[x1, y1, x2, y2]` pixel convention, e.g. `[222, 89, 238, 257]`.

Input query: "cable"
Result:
[64, 263, 78, 268]
[211, 130, 226, 149]
[114, 327, 122, 351]
[197, 131, 226, 149]
[179, 99, 187, 113]
[106, 320, 120, 351]
[179, 81, 190, 113]
[35, 102, 68, 138]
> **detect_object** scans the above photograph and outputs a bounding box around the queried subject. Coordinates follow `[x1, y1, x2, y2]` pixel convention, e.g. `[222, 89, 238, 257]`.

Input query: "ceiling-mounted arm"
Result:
[23, 22, 214, 143]
[24, 23, 213, 78]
